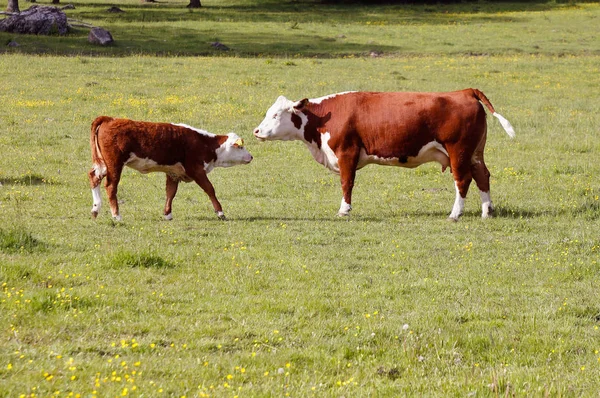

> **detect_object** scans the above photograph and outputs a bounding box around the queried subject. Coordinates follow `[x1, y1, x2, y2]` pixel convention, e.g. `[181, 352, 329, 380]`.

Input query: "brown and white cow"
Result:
[88, 116, 253, 221]
[253, 89, 515, 220]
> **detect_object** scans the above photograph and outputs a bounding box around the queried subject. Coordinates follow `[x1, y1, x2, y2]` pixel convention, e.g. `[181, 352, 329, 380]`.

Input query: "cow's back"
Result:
[97, 119, 191, 165]
[351, 91, 483, 155]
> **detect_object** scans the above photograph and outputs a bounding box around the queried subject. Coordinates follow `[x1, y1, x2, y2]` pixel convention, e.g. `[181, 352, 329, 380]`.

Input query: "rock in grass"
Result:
[0, 5, 69, 35]
[211, 41, 230, 51]
[88, 27, 114, 46]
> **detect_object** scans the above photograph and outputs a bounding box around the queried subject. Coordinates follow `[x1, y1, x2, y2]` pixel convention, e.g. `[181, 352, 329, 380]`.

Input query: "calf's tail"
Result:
[90, 116, 113, 178]
[471, 88, 515, 138]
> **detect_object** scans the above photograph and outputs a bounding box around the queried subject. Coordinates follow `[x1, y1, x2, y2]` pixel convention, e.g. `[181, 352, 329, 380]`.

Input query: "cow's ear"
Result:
[293, 98, 308, 112]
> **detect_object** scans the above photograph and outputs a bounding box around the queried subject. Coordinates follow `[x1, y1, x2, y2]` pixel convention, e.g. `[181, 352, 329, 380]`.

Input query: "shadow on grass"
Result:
[0, 174, 48, 186]
[1, 0, 586, 57]
[110, 250, 176, 269]
[68, 0, 573, 25]
[0, 228, 46, 253]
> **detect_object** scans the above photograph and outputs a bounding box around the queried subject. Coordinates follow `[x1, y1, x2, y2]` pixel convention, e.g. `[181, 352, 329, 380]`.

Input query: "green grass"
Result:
[1, 0, 599, 56]
[1, 1, 600, 396]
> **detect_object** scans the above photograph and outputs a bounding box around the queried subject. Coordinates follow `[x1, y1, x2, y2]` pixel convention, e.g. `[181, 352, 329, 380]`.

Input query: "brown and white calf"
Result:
[88, 116, 253, 221]
[253, 89, 515, 220]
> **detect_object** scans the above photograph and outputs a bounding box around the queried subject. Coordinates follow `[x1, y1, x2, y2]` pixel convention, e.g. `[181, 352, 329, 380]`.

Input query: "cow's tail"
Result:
[90, 116, 112, 180]
[472, 88, 515, 138]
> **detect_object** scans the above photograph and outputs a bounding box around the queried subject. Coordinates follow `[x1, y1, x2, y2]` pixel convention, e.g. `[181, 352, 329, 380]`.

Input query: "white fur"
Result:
[91, 186, 102, 214]
[172, 123, 216, 137]
[214, 133, 253, 168]
[305, 132, 340, 173]
[479, 191, 493, 218]
[164, 213, 173, 221]
[93, 163, 107, 178]
[358, 141, 450, 170]
[254, 96, 306, 141]
[338, 198, 352, 216]
[449, 181, 464, 220]
[125, 154, 189, 179]
[492, 112, 516, 138]
[310, 91, 356, 105]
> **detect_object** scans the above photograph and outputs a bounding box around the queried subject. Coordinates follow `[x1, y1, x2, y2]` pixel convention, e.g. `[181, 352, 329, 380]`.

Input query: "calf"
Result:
[88, 116, 252, 221]
[253, 89, 515, 220]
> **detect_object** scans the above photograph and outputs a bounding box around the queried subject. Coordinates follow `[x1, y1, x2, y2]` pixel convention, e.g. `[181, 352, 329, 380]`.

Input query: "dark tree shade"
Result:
[187, 0, 202, 8]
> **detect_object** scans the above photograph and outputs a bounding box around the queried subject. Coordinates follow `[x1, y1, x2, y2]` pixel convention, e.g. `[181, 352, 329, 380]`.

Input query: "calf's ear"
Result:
[293, 98, 309, 112]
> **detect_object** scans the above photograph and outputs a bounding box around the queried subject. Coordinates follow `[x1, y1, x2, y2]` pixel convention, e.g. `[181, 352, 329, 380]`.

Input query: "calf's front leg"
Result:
[188, 167, 226, 220]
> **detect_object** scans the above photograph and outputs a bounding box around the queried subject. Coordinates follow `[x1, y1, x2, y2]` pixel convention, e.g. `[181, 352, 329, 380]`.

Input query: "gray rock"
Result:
[0, 6, 69, 35]
[88, 27, 113, 45]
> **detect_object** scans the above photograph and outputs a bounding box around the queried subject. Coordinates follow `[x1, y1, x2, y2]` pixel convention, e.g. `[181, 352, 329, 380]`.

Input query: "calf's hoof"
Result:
[337, 212, 350, 217]
[217, 211, 227, 221]
[447, 216, 459, 222]
[164, 213, 173, 221]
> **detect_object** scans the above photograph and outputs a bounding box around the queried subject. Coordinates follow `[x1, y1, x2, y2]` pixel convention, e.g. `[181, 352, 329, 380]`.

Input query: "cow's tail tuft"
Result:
[471, 88, 515, 139]
[90, 116, 113, 178]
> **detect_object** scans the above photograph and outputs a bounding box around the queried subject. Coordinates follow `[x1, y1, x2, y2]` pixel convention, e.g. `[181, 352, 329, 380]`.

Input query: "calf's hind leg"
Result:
[88, 168, 104, 219]
[104, 164, 124, 221]
[163, 175, 179, 221]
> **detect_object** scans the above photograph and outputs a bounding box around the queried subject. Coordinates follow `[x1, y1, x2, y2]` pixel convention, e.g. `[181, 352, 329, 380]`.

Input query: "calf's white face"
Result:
[253, 96, 307, 141]
[215, 133, 253, 167]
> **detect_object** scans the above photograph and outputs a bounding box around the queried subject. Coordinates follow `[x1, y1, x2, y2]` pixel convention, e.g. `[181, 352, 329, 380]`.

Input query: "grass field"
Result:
[1, 1, 600, 396]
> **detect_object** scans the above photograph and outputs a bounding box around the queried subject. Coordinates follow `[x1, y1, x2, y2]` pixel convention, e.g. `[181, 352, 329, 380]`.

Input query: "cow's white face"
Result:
[214, 133, 253, 168]
[253, 96, 308, 141]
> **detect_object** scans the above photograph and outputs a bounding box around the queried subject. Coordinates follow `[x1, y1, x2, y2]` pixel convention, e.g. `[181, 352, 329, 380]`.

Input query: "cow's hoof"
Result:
[337, 212, 350, 217]
[217, 212, 227, 221]
[447, 216, 459, 222]
[482, 206, 495, 219]
[91, 211, 98, 219]
[164, 213, 173, 221]
[112, 215, 122, 222]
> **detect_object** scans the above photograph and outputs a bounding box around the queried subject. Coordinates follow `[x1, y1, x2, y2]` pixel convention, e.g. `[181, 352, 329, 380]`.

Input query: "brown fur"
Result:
[296, 89, 500, 212]
[88, 117, 232, 220]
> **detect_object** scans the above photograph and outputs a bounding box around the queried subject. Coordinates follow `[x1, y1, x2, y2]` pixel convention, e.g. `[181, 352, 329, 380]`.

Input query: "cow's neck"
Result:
[297, 108, 340, 173]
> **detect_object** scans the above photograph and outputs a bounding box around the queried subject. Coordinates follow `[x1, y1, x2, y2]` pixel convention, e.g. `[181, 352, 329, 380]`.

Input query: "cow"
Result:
[88, 116, 253, 221]
[253, 89, 515, 220]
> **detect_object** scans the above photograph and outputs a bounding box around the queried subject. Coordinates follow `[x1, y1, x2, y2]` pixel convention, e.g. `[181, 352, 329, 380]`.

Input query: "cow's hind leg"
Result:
[88, 168, 104, 218]
[104, 165, 124, 221]
[471, 157, 494, 219]
[448, 159, 473, 221]
[164, 175, 179, 221]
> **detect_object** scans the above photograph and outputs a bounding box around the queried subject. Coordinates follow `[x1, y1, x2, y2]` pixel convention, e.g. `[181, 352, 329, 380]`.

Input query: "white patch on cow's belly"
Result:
[125, 153, 189, 180]
[305, 132, 340, 173]
[358, 141, 450, 169]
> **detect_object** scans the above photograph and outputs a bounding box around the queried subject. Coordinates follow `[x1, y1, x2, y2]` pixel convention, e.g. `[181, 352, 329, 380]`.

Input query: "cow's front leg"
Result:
[189, 168, 226, 220]
[163, 175, 179, 221]
[337, 151, 359, 217]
